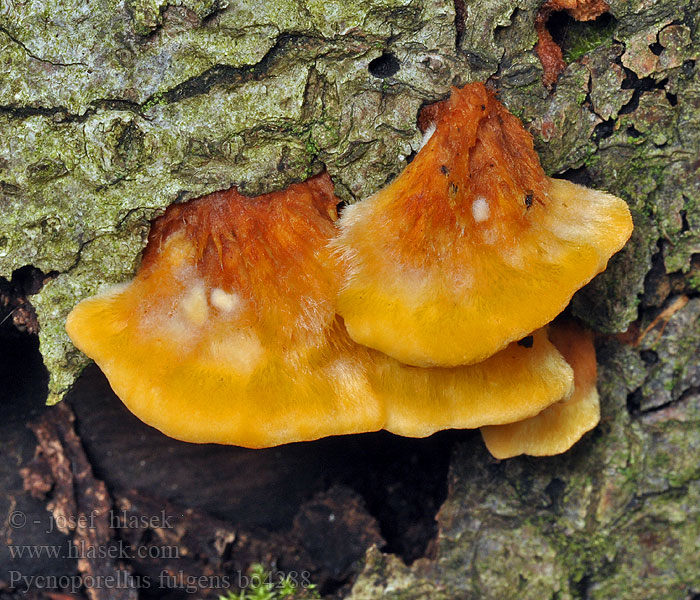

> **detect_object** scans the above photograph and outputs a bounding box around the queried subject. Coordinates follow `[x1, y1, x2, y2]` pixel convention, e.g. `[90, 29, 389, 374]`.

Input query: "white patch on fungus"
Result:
[419, 123, 436, 150]
[181, 285, 208, 326]
[210, 288, 241, 313]
[450, 268, 474, 291]
[501, 245, 525, 269]
[471, 196, 490, 223]
[207, 328, 264, 375]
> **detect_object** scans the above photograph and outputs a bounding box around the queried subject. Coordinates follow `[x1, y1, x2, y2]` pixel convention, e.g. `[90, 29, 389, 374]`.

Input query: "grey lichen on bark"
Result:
[1, 0, 699, 596]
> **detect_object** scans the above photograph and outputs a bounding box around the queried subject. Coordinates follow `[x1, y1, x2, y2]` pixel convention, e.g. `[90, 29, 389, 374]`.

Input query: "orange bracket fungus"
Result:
[66, 84, 631, 453]
[374, 327, 575, 439]
[481, 320, 600, 458]
[66, 174, 385, 448]
[332, 82, 633, 368]
[67, 173, 581, 448]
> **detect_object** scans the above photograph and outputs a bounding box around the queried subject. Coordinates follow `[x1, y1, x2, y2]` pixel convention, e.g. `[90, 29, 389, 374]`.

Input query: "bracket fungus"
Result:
[332, 82, 633, 368]
[65, 84, 630, 454]
[67, 173, 580, 449]
[374, 327, 575, 438]
[481, 320, 600, 458]
[66, 174, 386, 447]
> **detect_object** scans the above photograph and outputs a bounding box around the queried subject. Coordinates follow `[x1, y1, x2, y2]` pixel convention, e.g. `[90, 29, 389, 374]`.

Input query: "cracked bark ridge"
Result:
[20, 403, 137, 600]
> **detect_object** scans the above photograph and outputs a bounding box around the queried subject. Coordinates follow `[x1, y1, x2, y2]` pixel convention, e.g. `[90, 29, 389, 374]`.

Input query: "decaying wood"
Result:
[20, 403, 137, 600]
[19, 403, 384, 598]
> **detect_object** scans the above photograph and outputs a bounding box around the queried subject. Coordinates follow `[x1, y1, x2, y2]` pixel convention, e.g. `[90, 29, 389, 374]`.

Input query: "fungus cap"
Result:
[375, 328, 575, 438]
[333, 83, 633, 367]
[66, 174, 384, 448]
[480, 320, 600, 458]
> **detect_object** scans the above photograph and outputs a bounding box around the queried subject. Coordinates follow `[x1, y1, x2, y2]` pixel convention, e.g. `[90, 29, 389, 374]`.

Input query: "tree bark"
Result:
[1, 0, 698, 597]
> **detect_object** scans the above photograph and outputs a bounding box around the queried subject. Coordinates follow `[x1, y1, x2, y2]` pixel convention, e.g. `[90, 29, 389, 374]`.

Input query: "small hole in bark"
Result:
[620, 72, 669, 115]
[627, 388, 643, 414]
[575, 575, 592, 599]
[649, 41, 663, 56]
[454, 0, 466, 48]
[547, 11, 616, 62]
[593, 119, 615, 141]
[666, 92, 678, 106]
[547, 10, 574, 45]
[0, 284, 48, 412]
[0, 266, 54, 336]
[680, 209, 690, 232]
[640, 350, 658, 365]
[641, 242, 671, 308]
[545, 477, 566, 510]
[369, 53, 401, 78]
[11, 265, 50, 296]
[558, 166, 594, 187]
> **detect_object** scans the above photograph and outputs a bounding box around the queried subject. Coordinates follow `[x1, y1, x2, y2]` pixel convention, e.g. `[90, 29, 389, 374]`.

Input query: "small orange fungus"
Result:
[333, 82, 633, 368]
[481, 320, 600, 458]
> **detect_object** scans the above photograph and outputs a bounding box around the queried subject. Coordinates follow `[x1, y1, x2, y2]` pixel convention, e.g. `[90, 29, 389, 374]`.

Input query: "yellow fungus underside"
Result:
[375, 328, 575, 438]
[480, 384, 600, 459]
[480, 321, 600, 458]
